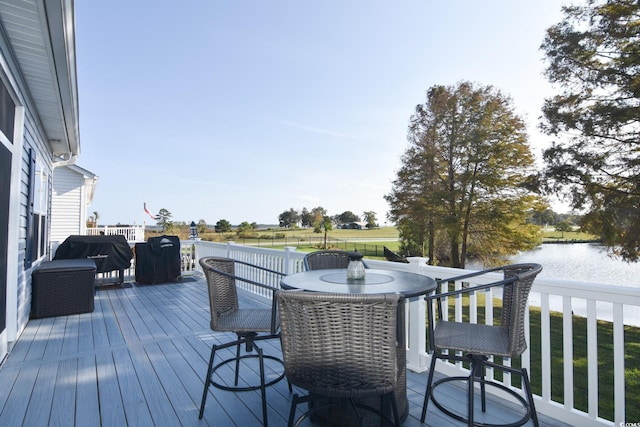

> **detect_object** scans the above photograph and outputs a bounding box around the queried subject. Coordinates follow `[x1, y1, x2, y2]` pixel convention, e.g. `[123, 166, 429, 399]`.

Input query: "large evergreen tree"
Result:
[214, 219, 232, 233]
[155, 208, 173, 232]
[362, 211, 378, 229]
[386, 81, 541, 268]
[300, 208, 313, 228]
[540, 0, 640, 261]
[337, 211, 360, 224]
[278, 208, 300, 228]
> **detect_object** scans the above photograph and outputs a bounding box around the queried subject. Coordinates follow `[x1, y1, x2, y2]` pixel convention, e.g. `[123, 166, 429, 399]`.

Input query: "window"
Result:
[25, 149, 48, 268]
[0, 78, 15, 143]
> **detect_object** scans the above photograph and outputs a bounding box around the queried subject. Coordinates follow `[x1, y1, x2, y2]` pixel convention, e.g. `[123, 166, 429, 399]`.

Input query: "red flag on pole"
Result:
[144, 202, 155, 221]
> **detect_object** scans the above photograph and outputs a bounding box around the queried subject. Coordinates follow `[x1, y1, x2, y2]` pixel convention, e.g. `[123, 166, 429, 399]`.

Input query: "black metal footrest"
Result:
[429, 375, 533, 427]
[210, 353, 286, 392]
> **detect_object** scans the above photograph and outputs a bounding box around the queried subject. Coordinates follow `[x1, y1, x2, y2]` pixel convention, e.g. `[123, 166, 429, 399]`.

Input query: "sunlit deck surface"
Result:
[0, 274, 569, 426]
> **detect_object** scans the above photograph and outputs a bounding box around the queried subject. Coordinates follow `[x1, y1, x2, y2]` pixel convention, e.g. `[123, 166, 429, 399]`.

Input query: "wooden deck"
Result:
[0, 274, 568, 426]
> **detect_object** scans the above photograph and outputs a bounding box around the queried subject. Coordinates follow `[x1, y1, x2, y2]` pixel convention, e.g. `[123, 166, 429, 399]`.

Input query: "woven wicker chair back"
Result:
[278, 291, 399, 398]
[501, 263, 542, 357]
[304, 250, 352, 270]
[199, 257, 239, 330]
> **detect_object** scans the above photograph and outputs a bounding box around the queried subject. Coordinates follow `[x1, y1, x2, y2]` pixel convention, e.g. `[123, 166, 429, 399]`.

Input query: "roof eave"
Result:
[44, 0, 79, 158]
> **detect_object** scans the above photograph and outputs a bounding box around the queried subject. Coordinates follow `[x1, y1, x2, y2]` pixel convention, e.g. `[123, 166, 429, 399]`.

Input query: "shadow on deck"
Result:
[0, 274, 567, 426]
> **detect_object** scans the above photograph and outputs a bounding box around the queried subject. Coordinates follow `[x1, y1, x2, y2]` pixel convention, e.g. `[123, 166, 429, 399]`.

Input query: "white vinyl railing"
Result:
[125, 240, 638, 427]
[86, 225, 145, 242]
[413, 262, 640, 427]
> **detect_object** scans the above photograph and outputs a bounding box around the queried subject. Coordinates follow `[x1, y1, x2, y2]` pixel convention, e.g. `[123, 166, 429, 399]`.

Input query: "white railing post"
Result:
[283, 246, 297, 275]
[134, 225, 144, 242]
[226, 241, 234, 258]
[405, 256, 429, 372]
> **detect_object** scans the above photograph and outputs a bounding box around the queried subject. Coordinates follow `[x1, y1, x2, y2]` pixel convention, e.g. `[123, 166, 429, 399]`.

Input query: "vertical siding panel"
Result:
[51, 166, 82, 246]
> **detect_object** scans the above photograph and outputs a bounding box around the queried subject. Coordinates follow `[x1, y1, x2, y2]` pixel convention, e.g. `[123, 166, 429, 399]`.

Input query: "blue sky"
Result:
[75, 1, 566, 226]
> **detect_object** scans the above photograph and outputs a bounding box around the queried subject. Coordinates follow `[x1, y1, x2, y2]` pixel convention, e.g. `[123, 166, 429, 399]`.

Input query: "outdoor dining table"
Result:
[281, 268, 437, 425]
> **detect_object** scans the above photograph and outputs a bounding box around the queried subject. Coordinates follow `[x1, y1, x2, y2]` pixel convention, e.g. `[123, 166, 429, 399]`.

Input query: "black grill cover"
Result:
[54, 235, 133, 273]
[135, 235, 181, 284]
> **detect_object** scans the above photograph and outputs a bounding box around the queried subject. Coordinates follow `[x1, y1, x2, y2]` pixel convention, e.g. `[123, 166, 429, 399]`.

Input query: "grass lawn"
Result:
[154, 225, 601, 251]
[185, 227, 403, 258]
[279, 240, 402, 258]
[542, 230, 600, 242]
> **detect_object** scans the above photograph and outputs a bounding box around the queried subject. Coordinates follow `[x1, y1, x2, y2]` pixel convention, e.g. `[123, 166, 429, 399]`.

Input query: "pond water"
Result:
[468, 243, 640, 325]
[469, 242, 640, 288]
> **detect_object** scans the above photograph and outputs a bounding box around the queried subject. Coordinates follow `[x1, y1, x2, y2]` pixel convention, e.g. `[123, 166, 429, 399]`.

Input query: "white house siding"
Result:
[51, 167, 83, 249]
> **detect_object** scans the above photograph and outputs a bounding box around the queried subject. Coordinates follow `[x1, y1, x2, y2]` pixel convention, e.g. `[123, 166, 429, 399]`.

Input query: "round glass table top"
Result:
[281, 268, 436, 299]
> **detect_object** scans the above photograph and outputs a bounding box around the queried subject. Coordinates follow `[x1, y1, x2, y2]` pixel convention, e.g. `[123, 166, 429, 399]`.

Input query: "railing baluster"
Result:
[613, 304, 625, 425]
[562, 296, 574, 411]
[540, 292, 552, 403]
[586, 299, 598, 419]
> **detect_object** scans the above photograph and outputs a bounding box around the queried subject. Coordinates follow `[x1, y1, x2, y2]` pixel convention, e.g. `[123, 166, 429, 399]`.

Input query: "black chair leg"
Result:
[468, 370, 475, 427]
[347, 398, 365, 426]
[258, 346, 268, 427]
[522, 368, 539, 427]
[199, 344, 217, 419]
[287, 394, 297, 427]
[475, 358, 487, 413]
[421, 353, 438, 422]
[379, 394, 395, 427]
[390, 392, 400, 426]
[234, 339, 242, 386]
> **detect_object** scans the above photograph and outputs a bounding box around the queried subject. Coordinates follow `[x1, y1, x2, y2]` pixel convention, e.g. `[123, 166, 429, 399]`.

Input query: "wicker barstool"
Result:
[421, 263, 543, 427]
[303, 250, 368, 270]
[278, 290, 401, 427]
[198, 257, 287, 426]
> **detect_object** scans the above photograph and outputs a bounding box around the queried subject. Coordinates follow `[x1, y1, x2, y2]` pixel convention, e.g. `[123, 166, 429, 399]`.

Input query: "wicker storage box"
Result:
[31, 259, 97, 319]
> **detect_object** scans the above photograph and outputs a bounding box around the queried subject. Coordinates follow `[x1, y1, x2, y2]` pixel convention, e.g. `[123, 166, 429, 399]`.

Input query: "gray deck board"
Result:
[75, 354, 100, 427]
[61, 315, 79, 356]
[0, 362, 39, 426]
[0, 274, 569, 427]
[95, 351, 128, 426]
[77, 311, 95, 353]
[50, 358, 77, 426]
[111, 347, 155, 426]
[27, 318, 53, 361]
[23, 362, 57, 427]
